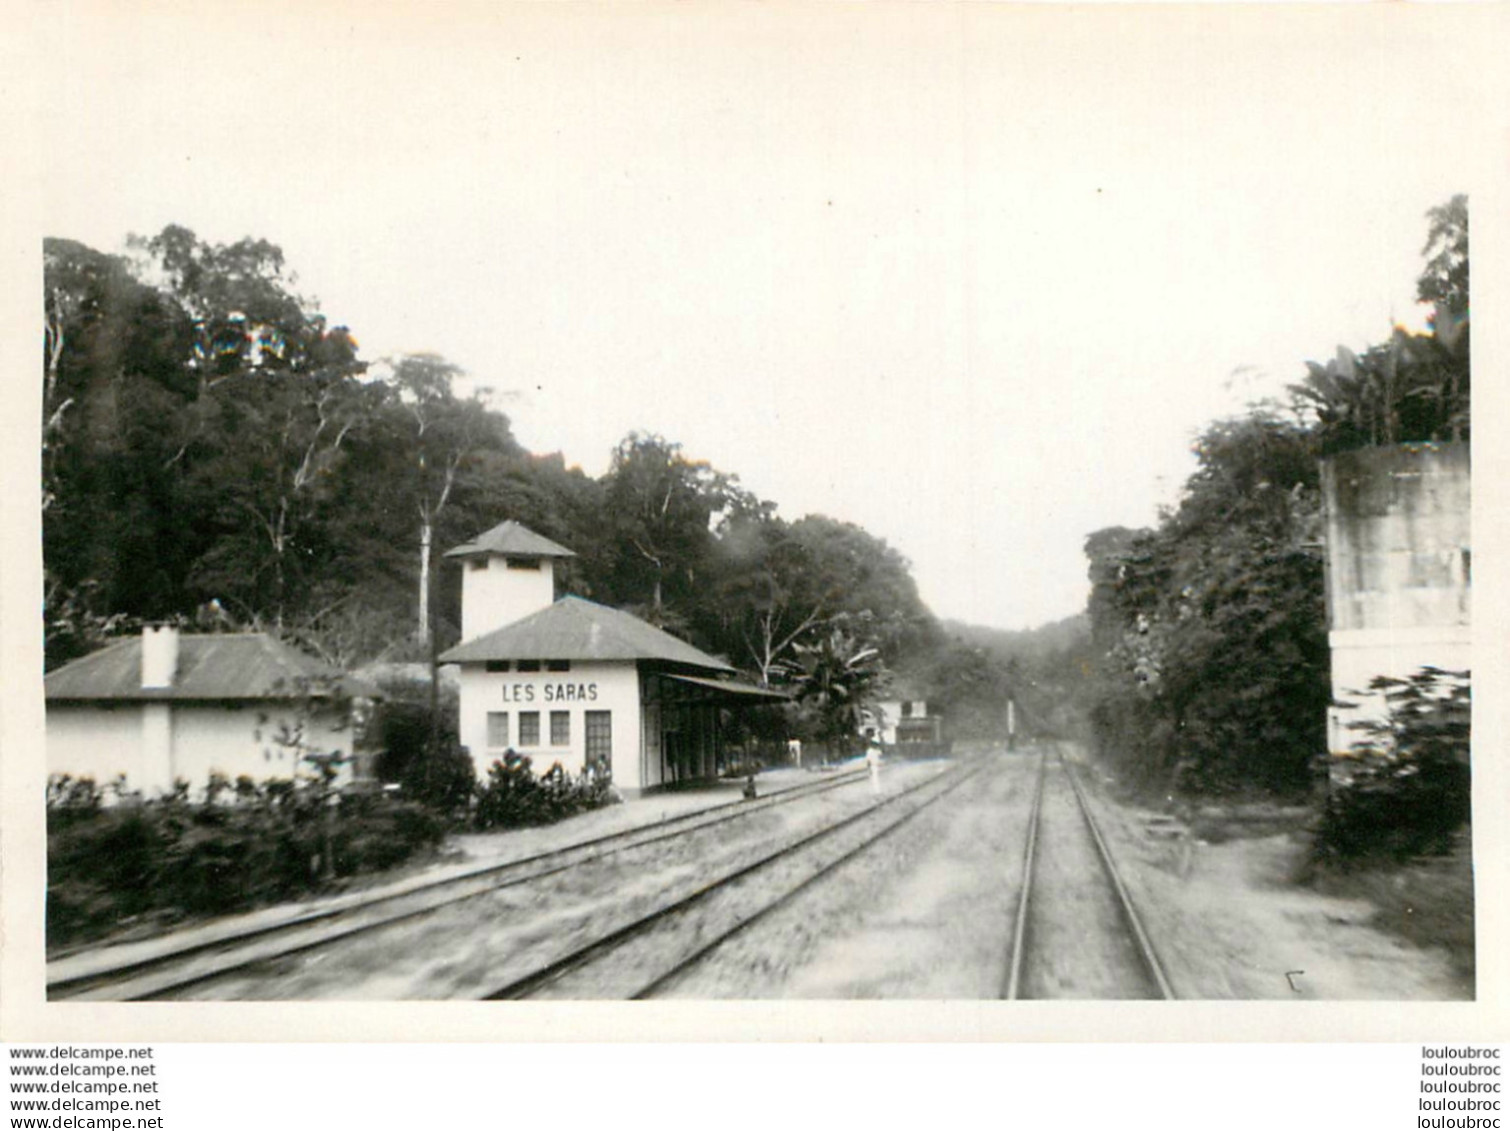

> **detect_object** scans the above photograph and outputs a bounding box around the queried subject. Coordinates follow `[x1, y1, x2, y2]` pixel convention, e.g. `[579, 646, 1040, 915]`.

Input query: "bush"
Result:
[371, 700, 475, 814]
[46, 770, 448, 949]
[473, 751, 617, 831]
[1317, 667, 1471, 862]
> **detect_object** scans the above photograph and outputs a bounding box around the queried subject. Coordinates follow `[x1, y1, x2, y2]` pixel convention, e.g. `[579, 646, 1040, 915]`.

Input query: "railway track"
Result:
[48, 766, 874, 1002]
[1004, 746, 1174, 1000]
[487, 758, 985, 1000]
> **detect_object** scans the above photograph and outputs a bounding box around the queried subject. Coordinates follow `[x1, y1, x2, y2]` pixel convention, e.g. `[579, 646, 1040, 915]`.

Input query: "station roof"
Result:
[45, 633, 379, 703]
[440, 595, 735, 673]
[444, 520, 576, 561]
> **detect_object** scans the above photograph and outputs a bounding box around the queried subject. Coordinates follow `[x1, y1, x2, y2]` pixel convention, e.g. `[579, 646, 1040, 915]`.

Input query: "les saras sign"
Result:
[500, 682, 599, 703]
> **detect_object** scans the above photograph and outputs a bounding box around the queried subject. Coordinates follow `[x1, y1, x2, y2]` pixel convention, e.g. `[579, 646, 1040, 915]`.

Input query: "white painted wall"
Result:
[459, 555, 557, 641]
[870, 699, 927, 745]
[456, 661, 644, 788]
[179, 703, 353, 787]
[47, 702, 356, 796]
[47, 707, 146, 788]
[1326, 626, 1472, 754]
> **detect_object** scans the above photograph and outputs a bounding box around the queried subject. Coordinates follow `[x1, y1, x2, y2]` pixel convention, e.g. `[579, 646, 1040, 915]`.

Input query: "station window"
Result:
[486, 712, 509, 748]
[901, 702, 913, 718]
[505, 557, 541, 571]
[486, 660, 510, 673]
[550, 711, 570, 746]
[469, 558, 488, 571]
[517, 660, 541, 673]
[545, 659, 571, 672]
[585, 710, 612, 764]
[518, 711, 540, 746]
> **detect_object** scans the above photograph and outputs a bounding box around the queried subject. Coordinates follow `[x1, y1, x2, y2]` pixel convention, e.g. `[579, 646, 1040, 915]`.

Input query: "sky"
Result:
[27, 2, 1498, 630]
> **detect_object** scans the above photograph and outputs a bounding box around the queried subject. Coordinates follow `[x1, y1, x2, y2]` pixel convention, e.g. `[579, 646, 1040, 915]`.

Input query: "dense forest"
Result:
[41, 226, 1038, 749]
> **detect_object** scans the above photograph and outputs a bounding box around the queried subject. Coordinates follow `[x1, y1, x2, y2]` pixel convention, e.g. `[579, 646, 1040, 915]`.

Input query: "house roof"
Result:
[439, 595, 735, 672]
[45, 634, 379, 702]
[444, 520, 576, 561]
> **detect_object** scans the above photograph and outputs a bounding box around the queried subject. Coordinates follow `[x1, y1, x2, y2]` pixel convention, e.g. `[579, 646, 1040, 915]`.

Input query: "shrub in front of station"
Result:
[472, 750, 617, 831]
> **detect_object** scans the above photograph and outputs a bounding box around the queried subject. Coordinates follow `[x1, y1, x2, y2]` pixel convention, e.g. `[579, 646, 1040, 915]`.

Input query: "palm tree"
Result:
[786, 625, 886, 763]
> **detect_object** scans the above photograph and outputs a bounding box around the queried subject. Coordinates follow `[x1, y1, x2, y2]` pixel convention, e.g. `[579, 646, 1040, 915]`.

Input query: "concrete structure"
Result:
[45, 628, 374, 795]
[439, 521, 786, 795]
[1321, 442, 1470, 754]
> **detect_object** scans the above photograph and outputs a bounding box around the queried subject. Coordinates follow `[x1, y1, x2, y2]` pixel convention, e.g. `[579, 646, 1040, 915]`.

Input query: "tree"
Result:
[1417, 194, 1468, 326]
[696, 508, 938, 685]
[781, 515, 938, 663]
[599, 433, 747, 626]
[124, 227, 368, 626]
[42, 238, 199, 664]
[706, 516, 832, 685]
[1291, 195, 1470, 453]
[375, 354, 516, 644]
[178, 366, 372, 625]
[1084, 411, 1328, 794]
[126, 225, 328, 395]
[784, 623, 887, 762]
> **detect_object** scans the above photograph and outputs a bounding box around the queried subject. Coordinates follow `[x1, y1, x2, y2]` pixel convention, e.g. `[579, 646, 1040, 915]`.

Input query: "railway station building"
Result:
[438, 520, 786, 795]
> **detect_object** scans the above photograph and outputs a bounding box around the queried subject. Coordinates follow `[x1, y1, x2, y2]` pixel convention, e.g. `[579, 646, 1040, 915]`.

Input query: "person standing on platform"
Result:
[866, 739, 883, 795]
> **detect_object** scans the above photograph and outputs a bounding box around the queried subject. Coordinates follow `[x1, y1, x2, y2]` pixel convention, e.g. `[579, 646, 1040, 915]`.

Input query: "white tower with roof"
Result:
[444, 520, 576, 641]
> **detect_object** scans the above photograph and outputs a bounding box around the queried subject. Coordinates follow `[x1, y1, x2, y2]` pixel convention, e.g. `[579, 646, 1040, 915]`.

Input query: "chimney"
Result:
[141, 625, 180, 689]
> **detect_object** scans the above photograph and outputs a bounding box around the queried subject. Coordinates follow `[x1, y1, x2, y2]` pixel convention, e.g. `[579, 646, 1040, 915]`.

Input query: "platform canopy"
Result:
[661, 672, 791, 703]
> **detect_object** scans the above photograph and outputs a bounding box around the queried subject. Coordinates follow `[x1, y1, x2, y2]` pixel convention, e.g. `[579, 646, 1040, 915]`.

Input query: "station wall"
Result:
[456, 661, 645, 789]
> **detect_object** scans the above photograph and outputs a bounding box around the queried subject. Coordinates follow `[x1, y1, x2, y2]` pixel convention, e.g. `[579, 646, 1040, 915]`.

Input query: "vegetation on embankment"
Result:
[1080, 196, 1469, 806]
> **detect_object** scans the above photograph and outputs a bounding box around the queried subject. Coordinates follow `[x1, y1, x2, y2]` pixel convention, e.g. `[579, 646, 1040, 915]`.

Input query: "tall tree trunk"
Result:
[418, 519, 432, 645]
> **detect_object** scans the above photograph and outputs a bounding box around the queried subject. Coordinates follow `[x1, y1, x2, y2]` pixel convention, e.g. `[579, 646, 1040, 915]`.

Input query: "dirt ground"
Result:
[1071, 750, 1472, 1001]
[667, 745, 1471, 1000]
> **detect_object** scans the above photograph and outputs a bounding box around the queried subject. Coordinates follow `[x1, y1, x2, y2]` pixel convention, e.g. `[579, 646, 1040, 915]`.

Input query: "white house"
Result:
[438, 520, 786, 795]
[45, 627, 372, 795]
[868, 690, 944, 749]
